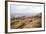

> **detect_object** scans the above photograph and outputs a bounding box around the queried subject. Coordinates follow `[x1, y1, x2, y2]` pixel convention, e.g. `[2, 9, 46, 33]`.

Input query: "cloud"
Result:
[10, 4, 43, 15]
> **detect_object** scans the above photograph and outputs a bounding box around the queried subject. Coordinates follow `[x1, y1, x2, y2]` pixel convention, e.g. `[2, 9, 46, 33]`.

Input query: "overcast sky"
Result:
[10, 4, 43, 17]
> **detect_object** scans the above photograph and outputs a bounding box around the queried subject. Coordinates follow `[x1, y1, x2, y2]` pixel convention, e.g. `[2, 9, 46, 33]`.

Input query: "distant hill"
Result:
[11, 13, 42, 20]
[36, 13, 42, 16]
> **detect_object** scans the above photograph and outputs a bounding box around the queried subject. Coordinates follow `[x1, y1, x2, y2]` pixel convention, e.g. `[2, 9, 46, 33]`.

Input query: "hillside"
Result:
[11, 13, 42, 29]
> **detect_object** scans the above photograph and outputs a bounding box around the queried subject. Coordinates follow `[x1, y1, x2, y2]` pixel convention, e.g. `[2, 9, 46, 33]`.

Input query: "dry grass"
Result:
[11, 16, 42, 29]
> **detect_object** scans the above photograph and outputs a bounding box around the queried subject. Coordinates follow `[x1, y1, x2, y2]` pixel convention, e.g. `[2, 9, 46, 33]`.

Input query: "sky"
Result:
[10, 4, 43, 17]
